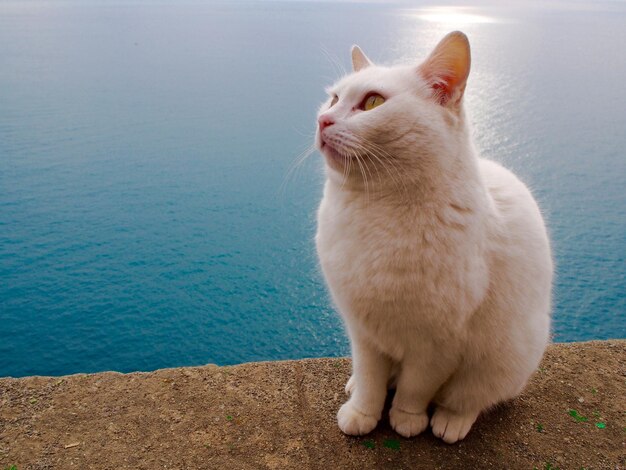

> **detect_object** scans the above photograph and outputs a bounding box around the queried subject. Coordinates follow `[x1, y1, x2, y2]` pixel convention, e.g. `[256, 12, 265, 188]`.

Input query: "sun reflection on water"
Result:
[410, 7, 495, 26]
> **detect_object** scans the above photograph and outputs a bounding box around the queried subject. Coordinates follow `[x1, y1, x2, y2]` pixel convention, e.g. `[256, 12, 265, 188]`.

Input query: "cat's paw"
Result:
[344, 375, 356, 396]
[337, 401, 378, 436]
[430, 407, 478, 444]
[389, 407, 429, 438]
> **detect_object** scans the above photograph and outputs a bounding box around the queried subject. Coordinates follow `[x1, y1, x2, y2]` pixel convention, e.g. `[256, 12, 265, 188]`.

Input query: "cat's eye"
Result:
[330, 95, 339, 107]
[362, 93, 385, 111]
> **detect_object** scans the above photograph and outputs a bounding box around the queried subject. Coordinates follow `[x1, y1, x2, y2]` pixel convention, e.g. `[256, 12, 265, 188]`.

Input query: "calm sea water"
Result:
[1, 1, 624, 377]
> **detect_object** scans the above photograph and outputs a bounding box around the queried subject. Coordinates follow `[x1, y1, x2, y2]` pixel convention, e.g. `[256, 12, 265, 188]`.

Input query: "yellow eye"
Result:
[330, 95, 339, 107]
[363, 93, 385, 111]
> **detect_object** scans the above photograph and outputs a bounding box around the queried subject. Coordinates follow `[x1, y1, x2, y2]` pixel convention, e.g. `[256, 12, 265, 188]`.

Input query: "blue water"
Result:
[1, 1, 624, 378]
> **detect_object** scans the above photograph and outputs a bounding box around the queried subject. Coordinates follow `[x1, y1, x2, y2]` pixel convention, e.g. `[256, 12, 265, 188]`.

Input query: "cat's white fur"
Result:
[315, 32, 552, 443]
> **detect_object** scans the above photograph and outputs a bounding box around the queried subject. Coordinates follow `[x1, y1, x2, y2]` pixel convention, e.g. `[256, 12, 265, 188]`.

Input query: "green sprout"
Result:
[226, 415, 233, 421]
[536, 423, 544, 432]
[383, 438, 400, 450]
[568, 409, 588, 422]
[362, 440, 375, 449]
[595, 422, 606, 429]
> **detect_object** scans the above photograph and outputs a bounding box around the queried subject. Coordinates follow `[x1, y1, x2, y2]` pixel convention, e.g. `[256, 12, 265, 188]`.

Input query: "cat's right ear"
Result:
[418, 31, 471, 108]
[351, 45, 372, 72]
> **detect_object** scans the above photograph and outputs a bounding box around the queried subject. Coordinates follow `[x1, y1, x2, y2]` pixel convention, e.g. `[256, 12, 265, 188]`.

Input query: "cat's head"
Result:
[316, 31, 472, 187]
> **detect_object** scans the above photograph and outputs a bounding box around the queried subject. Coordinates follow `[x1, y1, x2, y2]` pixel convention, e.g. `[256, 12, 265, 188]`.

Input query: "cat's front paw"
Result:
[389, 407, 429, 438]
[344, 375, 356, 396]
[337, 401, 378, 436]
[430, 407, 478, 444]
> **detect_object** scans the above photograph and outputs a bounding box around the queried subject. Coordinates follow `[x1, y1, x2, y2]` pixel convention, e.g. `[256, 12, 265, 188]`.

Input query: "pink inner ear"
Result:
[421, 65, 468, 106]
[431, 80, 452, 105]
[420, 66, 456, 105]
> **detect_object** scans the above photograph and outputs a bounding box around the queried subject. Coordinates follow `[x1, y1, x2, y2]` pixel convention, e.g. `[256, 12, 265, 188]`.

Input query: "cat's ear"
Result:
[419, 31, 471, 107]
[351, 45, 373, 72]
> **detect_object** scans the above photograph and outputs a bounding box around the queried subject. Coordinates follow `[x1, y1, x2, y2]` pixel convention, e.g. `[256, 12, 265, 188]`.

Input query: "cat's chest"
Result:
[316, 194, 446, 290]
[315, 188, 488, 321]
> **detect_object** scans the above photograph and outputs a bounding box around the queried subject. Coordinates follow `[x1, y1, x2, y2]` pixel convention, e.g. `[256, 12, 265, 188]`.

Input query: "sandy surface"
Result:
[0, 340, 624, 469]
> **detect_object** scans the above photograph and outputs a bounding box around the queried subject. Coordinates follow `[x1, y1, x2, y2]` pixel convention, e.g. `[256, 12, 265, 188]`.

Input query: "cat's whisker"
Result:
[320, 45, 347, 78]
[339, 140, 381, 187]
[348, 140, 398, 184]
[291, 125, 317, 139]
[279, 144, 317, 197]
[339, 151, 352, 191]
[337, 130, 412, 202]
[346, 138, 409, 197]
[350, 148, 371, 207]
[361, 155, 375, 207]
[357, 139, 410, 197]
[330, 143, 352, 191]
[359, 138, 410, 193]
[356, 151, 373, 207]
[338, 131, 396, 176]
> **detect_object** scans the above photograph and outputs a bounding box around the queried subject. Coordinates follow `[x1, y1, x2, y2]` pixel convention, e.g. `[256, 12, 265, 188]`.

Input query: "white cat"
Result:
[315, 31, 552, 444]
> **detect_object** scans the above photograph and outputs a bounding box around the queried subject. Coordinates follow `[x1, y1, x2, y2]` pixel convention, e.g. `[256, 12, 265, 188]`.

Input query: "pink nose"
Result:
[318, 115, 334, 132]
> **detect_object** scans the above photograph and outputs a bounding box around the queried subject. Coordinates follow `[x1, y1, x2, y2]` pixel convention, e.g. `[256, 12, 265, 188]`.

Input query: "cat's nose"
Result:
[318, 115, 335, 132]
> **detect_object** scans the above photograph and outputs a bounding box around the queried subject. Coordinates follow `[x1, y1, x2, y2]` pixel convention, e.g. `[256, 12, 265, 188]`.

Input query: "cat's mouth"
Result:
[320, 139, 350, 168]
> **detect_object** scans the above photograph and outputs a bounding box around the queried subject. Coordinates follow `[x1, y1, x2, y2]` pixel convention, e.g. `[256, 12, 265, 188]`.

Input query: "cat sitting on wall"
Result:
[315, 31, 553, 444]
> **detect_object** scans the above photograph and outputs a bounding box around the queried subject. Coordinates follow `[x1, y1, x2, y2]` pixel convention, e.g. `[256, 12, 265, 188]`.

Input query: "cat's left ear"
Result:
[418, 31, 471, 108]
[351, 45, 373, 72]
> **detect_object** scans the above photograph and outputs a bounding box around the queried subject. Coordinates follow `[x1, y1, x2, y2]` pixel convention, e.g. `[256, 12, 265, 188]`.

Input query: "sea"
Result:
[1, 0, 624, 377]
